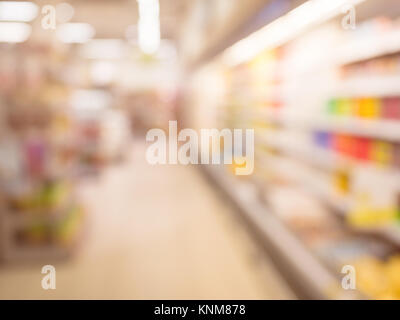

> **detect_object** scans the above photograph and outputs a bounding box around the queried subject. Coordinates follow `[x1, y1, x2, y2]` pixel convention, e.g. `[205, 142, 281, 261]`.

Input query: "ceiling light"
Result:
[0, 22, 31, 42]
[137, 0, 160, 54]
[223, 0, 367, 66]
[0, 1, 38, 22]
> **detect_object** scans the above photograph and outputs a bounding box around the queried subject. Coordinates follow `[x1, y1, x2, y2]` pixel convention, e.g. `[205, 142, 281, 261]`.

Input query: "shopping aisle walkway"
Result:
[0, 142, 294, 299]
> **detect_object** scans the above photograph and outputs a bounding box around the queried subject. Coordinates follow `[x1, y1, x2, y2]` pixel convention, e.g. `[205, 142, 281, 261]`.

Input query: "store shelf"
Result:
[255, 150, 400, 248]
[1, 245, 72, 262]
[256, 129, 400, 176]
[202, 164, 361, 300]
[5, 193, 75, 229]
[336, 29, 400, 66]
[256, 109, 400, 142]
[255, 152, 351, 213]
[0, 206, 85, 263]
[337, 75, 400, 97]
[256, 131, 350, 170]
[198, 1, 400, 300]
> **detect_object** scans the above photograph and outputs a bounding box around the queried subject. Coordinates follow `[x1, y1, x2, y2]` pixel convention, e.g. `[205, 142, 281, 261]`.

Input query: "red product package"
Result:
[352, 137, 371, 161]
[382, 97, 400, 120]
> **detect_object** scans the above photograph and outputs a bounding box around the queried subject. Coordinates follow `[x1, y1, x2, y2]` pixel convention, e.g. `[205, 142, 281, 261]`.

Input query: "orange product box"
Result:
[333, 134, 353, 156]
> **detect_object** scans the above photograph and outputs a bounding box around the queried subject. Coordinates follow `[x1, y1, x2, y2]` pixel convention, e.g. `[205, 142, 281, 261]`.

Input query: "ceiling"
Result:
[22, 0, 273, 66]
[30, 0, 190, 41]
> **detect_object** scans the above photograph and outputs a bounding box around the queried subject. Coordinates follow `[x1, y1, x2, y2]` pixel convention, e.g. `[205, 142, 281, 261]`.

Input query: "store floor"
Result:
[0, 142, 294, 299]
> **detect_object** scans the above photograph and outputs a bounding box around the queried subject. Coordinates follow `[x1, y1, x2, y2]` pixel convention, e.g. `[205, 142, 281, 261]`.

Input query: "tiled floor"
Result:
[0, 143, 294, 299]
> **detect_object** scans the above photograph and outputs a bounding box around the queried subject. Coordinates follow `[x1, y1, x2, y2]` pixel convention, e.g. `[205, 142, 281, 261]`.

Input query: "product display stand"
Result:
[202, 164, 363, 300]
[0, 188, 82, 263]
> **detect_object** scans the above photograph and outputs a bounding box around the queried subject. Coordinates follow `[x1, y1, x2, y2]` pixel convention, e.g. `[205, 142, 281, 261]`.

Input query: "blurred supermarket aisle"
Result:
[2, 0, 400, 302]
[0, 141, 294, 299]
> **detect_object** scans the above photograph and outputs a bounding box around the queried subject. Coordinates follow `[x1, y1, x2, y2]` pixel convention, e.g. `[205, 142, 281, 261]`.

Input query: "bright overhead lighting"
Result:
[56, 23, 95, 43]
[223, 0, 367, 66]
[0, 1, 38, 22]
[137, 0, 160, 54]
[0, 22, 31, 42]
[80, 39, 126, 59]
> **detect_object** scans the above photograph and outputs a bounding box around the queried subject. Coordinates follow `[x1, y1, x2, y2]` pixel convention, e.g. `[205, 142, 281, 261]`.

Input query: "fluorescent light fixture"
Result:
[80, 39, 126, 59]
[0, 22, 31, 42]
[137, 0, 160, 54]
[56, 23, 95, 43]
[0, 1, 38, 22]
[223, 0, 367, 66]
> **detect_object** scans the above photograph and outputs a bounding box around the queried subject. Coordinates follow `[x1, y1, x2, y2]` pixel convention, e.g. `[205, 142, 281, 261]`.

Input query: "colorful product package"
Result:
[314, 131, 332, 149]
[358, 98, 380, 119]
[334, 134, 353, 155]
[337, 98, 353, 116]
[352, 137, 371, 161]
[370, 141, 393, 166]
[382, 97, 400, 120]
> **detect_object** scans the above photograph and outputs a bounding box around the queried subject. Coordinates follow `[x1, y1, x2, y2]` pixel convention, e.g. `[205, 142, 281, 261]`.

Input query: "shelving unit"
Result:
[203, 164, 362, 300]
[255, 149, 400, 247]
[0, 44, 86, 264]
[187, 2, 400, 300]
[255, 109, 400, 142]
[335, 29, 400, 66]
[0, 181, 85, 263]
